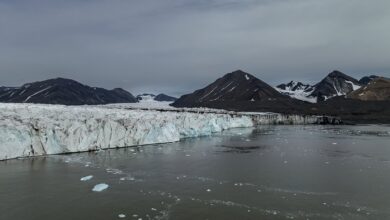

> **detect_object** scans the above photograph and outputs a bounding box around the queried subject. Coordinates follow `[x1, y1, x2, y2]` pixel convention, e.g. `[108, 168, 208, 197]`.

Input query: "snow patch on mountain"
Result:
[345, 81, 361, 91]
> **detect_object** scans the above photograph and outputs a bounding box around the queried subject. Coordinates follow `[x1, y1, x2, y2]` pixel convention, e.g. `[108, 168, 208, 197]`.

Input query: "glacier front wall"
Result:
[0, 104, 323, 160]
[0, 104, 254, 160]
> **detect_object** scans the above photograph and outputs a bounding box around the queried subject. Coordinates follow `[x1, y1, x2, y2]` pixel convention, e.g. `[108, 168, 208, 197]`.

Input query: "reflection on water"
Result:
[0, 125, 390, 220]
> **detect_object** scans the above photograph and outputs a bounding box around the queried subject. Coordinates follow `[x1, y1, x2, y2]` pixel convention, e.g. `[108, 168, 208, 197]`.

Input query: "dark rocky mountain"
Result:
[0, 78, 138, 105]
[309, 70, 361, 101]
[347, 77, 390, 101]
[174, 70, 286, 106]
[358, 75, 379, 85]
[154, 93, 177, 102]
[172, 70, 311, 113]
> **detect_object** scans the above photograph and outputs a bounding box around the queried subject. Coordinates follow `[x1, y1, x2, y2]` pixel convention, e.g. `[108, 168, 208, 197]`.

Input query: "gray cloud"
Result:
[1, 0, 389, 96]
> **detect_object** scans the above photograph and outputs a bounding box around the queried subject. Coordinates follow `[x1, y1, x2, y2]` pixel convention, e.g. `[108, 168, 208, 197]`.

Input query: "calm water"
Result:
[1, 125, 390, 220]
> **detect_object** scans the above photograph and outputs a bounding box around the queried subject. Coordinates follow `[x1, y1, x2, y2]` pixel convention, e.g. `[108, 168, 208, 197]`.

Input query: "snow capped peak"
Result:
[136, 93, 156, 101]
[275, 81, 316, 103]
[276, 81, 313, 92]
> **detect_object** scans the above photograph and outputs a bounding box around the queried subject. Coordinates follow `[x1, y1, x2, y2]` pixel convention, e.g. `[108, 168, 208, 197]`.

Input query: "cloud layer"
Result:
[1, 0, 389, 95]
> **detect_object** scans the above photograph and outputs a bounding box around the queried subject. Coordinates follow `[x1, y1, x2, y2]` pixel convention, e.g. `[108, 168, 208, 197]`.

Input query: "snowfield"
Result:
[0, 103, 253, 160]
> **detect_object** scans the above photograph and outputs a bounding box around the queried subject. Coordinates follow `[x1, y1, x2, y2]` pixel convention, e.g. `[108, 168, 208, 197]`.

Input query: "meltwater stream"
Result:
[1, 125, 390, 220]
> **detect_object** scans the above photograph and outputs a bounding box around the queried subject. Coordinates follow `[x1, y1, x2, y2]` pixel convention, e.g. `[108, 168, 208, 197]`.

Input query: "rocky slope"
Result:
[0, 78, 138, 105]
[358, 75, 379, 85]
[347, 77, 390, 101]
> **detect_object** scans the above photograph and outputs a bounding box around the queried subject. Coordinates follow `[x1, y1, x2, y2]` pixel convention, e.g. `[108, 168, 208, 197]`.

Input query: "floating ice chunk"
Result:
[80, 175, 93, 181]
[151, 208, 157, 211]
[92, 183, 109, 192]
[118, 214, 126, 218]
[206, 189, 212, 192]
[332, 142, 337, 145]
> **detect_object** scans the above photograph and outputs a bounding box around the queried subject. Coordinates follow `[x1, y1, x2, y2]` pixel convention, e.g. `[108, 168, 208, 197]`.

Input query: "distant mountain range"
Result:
[0, 78, 178, 105]
[173, 70, 390, 123]
[1, 71, 389, 122]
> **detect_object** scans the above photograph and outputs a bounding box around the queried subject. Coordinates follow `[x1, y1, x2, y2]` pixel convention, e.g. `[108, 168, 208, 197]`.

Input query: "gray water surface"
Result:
[1, 125, 390, 220]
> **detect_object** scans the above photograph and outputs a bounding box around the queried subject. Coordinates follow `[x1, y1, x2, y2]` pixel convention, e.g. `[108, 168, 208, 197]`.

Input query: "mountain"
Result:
[275, 81, 316, 103]
[0, 78, 138, 105]
[275, 71, 362, 103]
[154, 93, 177, 102]
[172, 70, 311, 113]
[347, 77, 390, 101]
[174, 70, 285, 105]
[358, 75, 379, 85]
[309, 70, 361, 101]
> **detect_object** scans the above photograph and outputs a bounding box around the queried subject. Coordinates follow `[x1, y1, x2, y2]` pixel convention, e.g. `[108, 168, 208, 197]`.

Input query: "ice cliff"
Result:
[0, 103, 253, 160]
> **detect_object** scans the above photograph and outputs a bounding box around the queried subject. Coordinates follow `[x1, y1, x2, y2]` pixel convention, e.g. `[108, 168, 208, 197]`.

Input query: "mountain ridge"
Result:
[0, 77, 138, 105]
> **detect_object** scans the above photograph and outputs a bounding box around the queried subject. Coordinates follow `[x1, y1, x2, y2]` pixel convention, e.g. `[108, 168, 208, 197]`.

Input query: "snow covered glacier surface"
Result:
[0, 103, 253, 160]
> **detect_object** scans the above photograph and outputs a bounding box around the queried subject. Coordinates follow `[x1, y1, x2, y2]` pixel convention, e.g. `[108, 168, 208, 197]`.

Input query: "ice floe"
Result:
[80, 175, 93, 181]
[92, 183, 109, 192]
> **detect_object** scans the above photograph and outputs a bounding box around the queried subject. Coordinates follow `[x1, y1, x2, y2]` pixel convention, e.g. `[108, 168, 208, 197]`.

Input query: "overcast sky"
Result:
[1, 0, 389, 96]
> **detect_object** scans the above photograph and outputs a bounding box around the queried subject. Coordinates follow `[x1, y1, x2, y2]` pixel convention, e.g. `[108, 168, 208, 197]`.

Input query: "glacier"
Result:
[0, 103, 253, 160]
